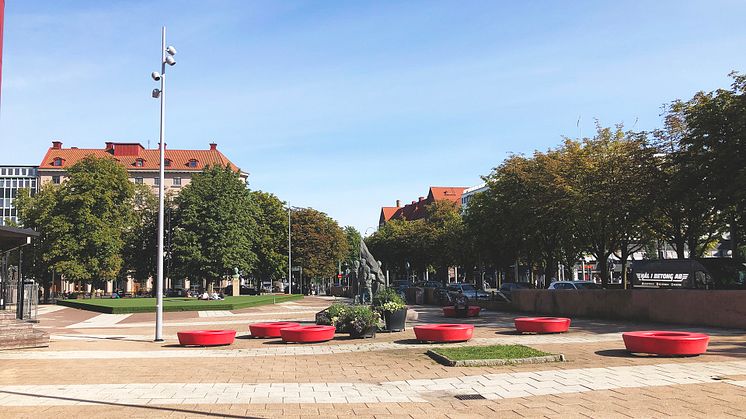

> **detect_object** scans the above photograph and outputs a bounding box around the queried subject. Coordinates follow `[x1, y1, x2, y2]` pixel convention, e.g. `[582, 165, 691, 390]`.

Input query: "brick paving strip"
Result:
[65, 310, 323, 329]
[0, 334, 623, 360]
[0, 360, 744, 406]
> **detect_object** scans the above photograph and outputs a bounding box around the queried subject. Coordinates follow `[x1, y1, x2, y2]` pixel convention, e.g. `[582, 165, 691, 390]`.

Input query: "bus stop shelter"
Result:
[0, 225, 39, 319]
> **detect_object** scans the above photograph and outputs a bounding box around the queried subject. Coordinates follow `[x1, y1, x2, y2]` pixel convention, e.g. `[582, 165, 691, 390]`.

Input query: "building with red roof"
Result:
[379, 186, 467, 226]
[38, 140, 248, 192]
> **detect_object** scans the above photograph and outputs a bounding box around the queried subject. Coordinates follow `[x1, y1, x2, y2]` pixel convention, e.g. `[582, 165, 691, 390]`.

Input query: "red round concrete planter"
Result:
[414, 324, 474, 343]
[514, 317, 571, 334]
[623, 331, 710, 356]
[249, 322, 301, 338]
[177, 330, 236, 346]
[443, 306, 481, 318]
[280, 325, 336, 343]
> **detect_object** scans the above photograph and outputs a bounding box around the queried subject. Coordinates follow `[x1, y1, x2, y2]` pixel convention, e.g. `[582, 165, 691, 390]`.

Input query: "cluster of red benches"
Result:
[176, 313, 709, 356]
[177, 322, 337, 346]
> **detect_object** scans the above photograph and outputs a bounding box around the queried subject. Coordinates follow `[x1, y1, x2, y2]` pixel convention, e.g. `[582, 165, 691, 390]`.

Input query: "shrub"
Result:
[339, 305, 381, 335]
[316, 303, 350, 327]
[372, 287, 406, 312]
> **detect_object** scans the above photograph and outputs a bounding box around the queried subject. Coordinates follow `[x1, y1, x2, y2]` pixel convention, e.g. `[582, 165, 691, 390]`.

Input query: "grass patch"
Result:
[431, 344, 549, 361]
[57, 294, 303, 314]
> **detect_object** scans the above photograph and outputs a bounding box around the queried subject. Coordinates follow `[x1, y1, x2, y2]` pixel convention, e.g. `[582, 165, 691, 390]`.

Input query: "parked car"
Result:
[548, 281, 603, 290]
[498, 282, 533, 301]
[446, 282, 490, 300]
[223, 285, 258, 295]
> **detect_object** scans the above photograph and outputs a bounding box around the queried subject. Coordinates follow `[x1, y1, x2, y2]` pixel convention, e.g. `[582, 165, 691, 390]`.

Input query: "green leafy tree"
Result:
[678, 73, 746, 259]
[120, 185, 174, 289]
[172, 165, 258, 289]
[343, 226, 362, 267]
[651, 102, 724, 259]
[17, 156, 136, 289]
[15, 184, 63, 299]
[249, 190, 288, 284]
[289, 207, 347, 290]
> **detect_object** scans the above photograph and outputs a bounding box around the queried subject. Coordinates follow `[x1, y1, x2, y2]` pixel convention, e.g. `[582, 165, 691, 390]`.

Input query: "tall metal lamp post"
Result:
[151, 26, 176, 342]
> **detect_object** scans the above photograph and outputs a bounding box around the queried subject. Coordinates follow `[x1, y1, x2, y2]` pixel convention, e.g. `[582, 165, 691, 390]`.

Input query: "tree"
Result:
[120, 185, 169, 289]
[172, 165, 258, 289]
[289, 207, 347, 291]
[569, 125, 659, 286]
[342, 226, 362, 267]
[15, 184, 63, 299]
[651, 102, 724, 259]
[249, 190, 288, 284]
[679, 73, 746, 260]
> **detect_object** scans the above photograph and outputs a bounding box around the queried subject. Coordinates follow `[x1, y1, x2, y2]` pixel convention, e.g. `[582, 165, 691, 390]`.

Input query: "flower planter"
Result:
[349, 325, 377, 339]
[514, 317, 571, 334]
[177, 330, 236, 346]
[384, 308, 407, 332]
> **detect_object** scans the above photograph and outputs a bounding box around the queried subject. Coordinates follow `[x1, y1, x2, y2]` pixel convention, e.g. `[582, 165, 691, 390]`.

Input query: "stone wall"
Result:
[511, 289, 746, 329]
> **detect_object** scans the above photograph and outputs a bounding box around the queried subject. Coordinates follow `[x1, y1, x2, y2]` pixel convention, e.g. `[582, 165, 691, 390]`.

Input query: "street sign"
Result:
[291, 267, 301, 272]
[337, 273, 343, 279]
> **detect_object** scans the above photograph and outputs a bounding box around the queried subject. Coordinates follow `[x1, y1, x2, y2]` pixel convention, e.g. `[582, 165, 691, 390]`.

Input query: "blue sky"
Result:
[2, 1, 745, 233]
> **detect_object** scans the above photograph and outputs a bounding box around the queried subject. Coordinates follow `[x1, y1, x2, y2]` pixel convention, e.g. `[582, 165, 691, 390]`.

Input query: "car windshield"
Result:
[575, 282, 602, 289]
[460, 284, 476, 291]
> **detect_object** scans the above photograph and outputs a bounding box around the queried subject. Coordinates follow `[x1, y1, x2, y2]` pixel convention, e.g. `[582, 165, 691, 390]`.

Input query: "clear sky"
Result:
[2, 1, 745, 234]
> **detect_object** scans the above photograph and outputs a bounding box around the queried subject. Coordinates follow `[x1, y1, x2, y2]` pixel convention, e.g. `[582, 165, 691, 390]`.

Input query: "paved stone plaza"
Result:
[2, 297, 746, 418]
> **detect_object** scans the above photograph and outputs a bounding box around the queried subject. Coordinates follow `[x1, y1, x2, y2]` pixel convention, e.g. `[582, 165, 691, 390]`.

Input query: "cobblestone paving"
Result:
[3, 297, 746, 418]
[1, 360, 745, 406]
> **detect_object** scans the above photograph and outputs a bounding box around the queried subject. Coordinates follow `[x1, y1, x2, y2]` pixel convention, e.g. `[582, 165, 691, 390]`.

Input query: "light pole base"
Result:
[154, 339, 164, 342]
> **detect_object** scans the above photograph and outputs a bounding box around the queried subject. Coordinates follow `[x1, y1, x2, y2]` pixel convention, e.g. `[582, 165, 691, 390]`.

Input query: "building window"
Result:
[188, 159, 198, 168]
[52, 158, 63, 166]
[135, 177, 144, 184]
[52, 176, 61, 184]
[165, 159, 172, 167]
[135, 159, 144, 167]
[154, 177, 160, 186]
[173, 177, 181, 187]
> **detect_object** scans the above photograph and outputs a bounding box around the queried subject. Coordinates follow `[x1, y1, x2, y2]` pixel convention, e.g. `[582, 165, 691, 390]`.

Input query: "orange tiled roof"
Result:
[428, 186, 467, 203]
[379, 186, 468, 225]
[39, 142, 243, 173]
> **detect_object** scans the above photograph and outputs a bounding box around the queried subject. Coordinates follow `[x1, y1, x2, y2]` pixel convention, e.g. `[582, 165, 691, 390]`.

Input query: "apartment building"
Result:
[0, 166, 38, 226]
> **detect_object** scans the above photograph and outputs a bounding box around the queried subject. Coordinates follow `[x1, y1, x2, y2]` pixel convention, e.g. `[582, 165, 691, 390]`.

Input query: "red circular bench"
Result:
[414, 324, 474, 343]
[514, 317, 571, 333]
[443, 306, 481, 318]
[249, 322, 301, 338]
[177, 330, 236, 346]
[623, 331, 710, 356]
[280, 325, 336, 343]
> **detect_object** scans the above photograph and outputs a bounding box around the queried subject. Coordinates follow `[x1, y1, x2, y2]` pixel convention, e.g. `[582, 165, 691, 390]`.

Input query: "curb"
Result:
[427, 350, 566, 367]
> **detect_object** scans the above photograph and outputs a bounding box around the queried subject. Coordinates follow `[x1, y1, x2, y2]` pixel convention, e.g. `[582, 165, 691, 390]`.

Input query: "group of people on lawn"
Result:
[196, 291, 224, 301]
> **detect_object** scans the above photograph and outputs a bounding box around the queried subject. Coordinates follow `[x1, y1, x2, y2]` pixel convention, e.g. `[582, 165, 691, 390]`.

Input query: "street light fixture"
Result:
[151, 26, 176, 342]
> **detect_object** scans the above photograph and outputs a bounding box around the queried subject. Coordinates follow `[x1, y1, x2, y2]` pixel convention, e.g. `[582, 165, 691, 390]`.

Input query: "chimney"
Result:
[418, 196, 424, 202]
[209, 142, 217, 150]
[105, 142, 113, 150]
[52, 141, 62, 149]
[395, 199, 401, 207]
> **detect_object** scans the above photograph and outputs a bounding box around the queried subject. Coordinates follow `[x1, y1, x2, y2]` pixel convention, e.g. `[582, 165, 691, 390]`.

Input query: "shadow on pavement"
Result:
[0, 390, 261, 418]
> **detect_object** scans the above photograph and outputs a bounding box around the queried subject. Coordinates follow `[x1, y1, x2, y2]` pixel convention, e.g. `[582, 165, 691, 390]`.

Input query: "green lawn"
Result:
[431, 345, 549, 361]
[56, 294, 304, 314]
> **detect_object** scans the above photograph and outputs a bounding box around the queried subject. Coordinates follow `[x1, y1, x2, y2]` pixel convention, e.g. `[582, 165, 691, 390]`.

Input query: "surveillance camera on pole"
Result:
[151, 27, 177, 342]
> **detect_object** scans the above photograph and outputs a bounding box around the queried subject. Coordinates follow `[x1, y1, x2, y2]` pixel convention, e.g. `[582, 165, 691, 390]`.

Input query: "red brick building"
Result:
[379, 186, 467, 226]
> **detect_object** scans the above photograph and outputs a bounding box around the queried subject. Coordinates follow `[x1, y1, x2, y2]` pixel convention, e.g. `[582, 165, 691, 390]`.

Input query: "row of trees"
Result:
[367, 73, 746, 287]
[16, 157, 355, 295]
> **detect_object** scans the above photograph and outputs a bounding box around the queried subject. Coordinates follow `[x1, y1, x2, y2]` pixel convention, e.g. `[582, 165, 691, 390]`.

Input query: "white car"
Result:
[548, 281, 603, 290]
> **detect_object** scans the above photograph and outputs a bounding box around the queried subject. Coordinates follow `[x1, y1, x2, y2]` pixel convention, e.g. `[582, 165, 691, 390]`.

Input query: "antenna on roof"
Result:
[148, 140, 151, 149]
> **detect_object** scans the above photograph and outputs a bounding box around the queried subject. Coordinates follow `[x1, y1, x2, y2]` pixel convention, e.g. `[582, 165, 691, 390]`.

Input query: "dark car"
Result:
[223, 285, 258, 295]
[498, 282, 533, 301]
[446, 282, 490, 300]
